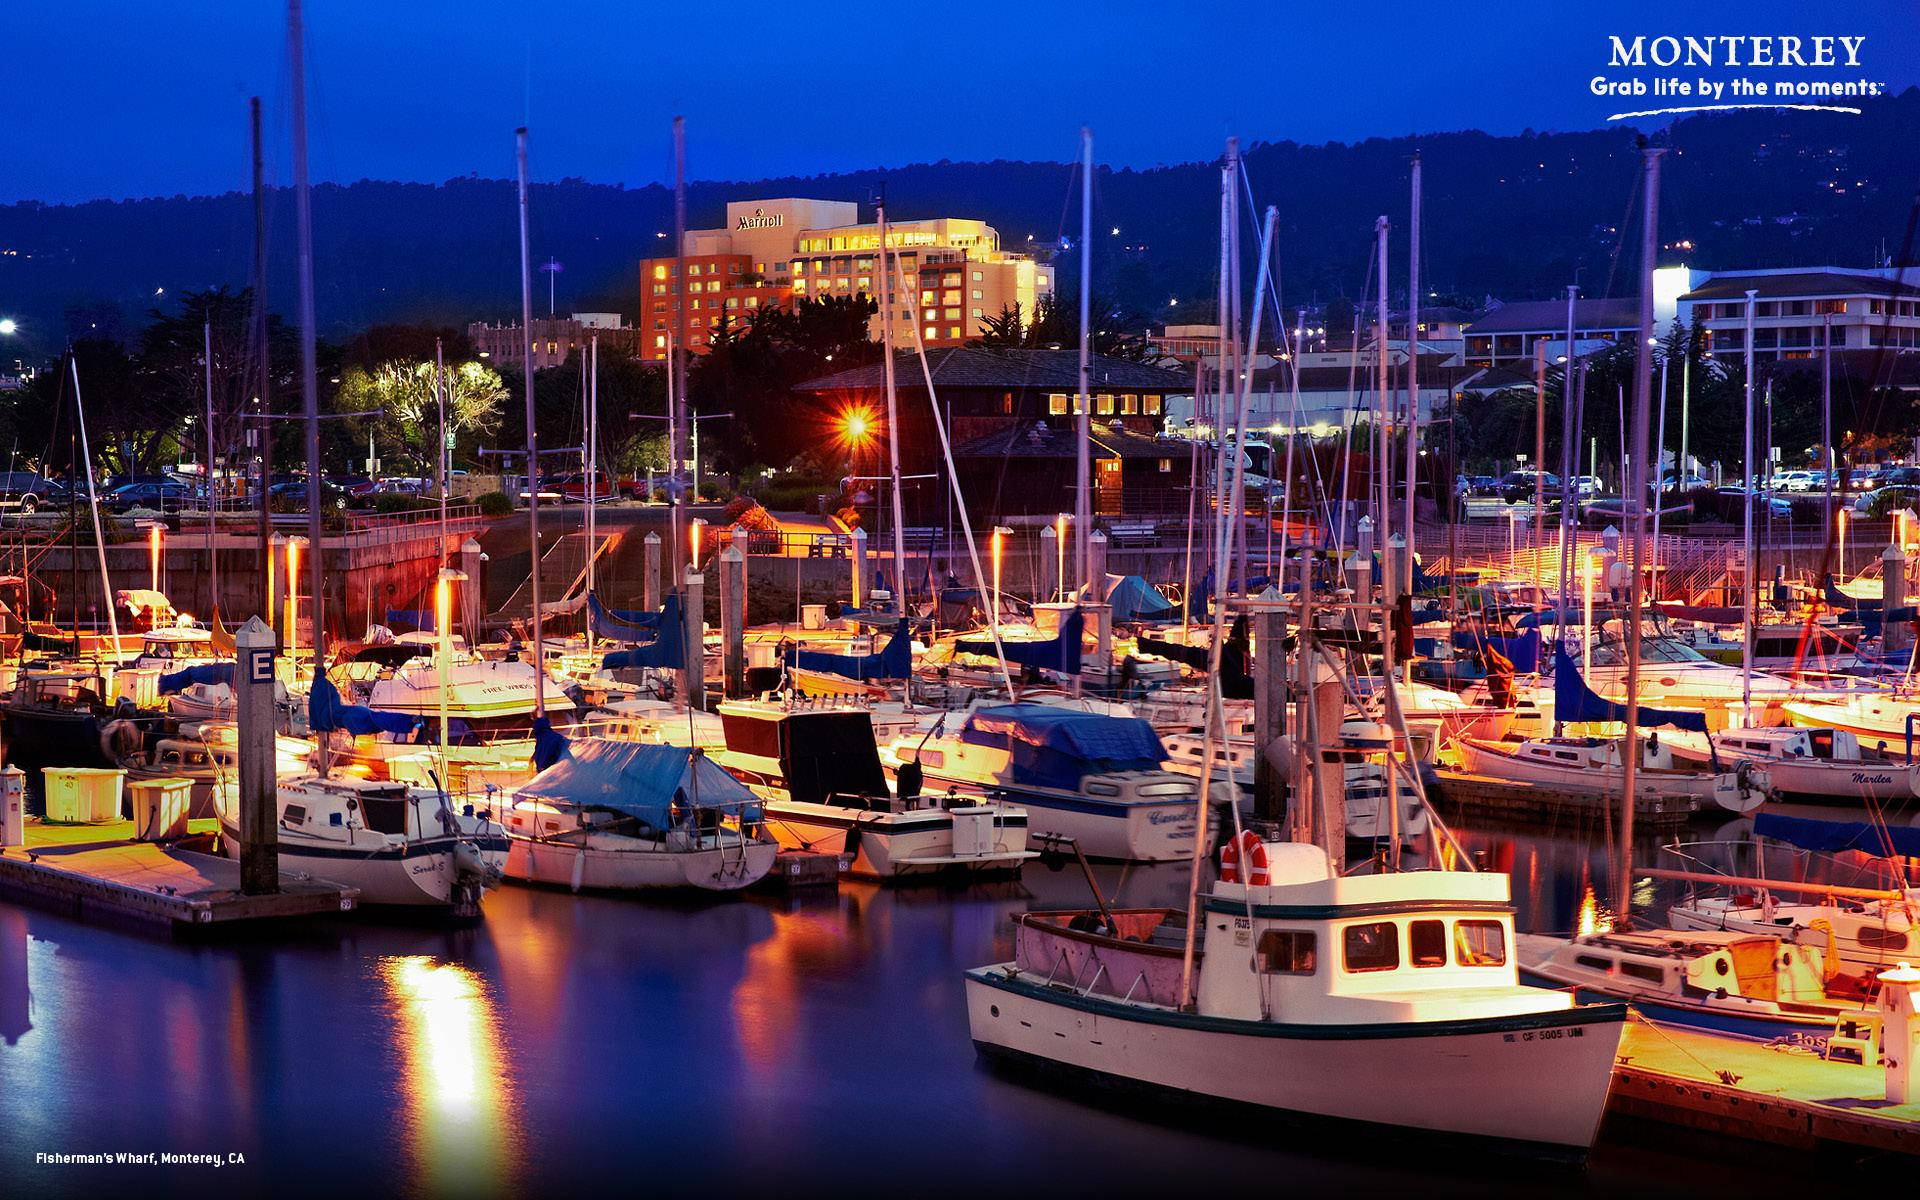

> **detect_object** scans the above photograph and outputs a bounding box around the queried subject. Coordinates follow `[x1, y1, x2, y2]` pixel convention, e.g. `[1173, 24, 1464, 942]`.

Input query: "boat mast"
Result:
[1616, 145, 1663, 921]
[1374, 216, 1390, 570]
[670, 117, 689, 586]
[1554, 282, 1579, 727]
[875, 186, 909, 620]
[587, 332, 599, 659]
[1405, 152, 1420, 565]
[204, 319, 218, 616]
[1075, 127, 1093, 609]
[289, 0, 327, 774]
[250, 95, 272, 626]
[1742, 286, 1757, 726]
[435, 337, 447, 569]
[516, 127, 545, 718]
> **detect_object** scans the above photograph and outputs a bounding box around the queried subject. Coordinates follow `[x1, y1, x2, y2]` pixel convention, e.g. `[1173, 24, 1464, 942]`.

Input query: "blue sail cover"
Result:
[1453, 627, 1541, 674]
[530, 716, 571, 772]
[1105, 575, 1179, 624]
[515, 739, 761, 830]
[308, 675, 421, 738]
[385, 608, 432, 633]
[959, 703, 1165, 790]
[159, 662, 234, 694]
[1551, 644, 1708, 732]
[785, 619, 911, 681]
[1754, 811, 1920, 860]
[598, 594, 685, 670]
[588, 591, 668, 641]
[954, 610, 1084, 675]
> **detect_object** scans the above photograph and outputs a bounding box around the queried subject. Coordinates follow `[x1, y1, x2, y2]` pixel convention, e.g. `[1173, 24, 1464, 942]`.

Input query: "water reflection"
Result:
[0, 905, 28, 1047]
[381, 955, 517, 1198]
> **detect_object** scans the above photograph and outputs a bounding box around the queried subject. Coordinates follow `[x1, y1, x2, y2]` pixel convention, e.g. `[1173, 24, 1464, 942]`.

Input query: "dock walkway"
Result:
[1614, 1018, 1920, 1156]
[0, 819, 356, 934]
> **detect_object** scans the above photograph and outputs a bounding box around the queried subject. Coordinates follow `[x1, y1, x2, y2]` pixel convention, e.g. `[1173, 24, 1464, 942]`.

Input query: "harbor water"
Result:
[0, 812, 1882, 1198]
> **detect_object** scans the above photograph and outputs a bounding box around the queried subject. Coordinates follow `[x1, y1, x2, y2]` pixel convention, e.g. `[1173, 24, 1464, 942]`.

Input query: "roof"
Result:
[1681, 270, 1920, 303]
[794, 346, 1191, 393]
[1465, 297, 1641, 335]
[952, 420, 1186, 461]
[1242, 362, 1532, 393]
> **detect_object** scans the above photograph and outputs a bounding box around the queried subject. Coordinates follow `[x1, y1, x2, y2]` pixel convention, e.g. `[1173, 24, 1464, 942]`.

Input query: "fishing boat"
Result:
[1661, 725, 1920, 804]
[216, 774, 506, 913]
[967, 833, 1626, 1154]
[1516, 927, 1871, 1038]
[880, 703, 1202, 861]
[710, 699, 1033, 878]
[499, 738, 777, 893]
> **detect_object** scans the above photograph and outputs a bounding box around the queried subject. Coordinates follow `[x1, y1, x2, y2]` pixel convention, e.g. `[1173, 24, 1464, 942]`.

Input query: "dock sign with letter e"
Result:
[249, 648, 273, 683]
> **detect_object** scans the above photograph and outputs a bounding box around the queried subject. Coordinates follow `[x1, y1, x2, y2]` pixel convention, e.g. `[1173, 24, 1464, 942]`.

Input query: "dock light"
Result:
[284, 536, 308, 671]
[146, 522, 163, 593]
[268, 533, 286, 634]
[1055, 513, 1068, 602]
[690, 518, 706, 567]
[1839, 507, 1848, 574]
[991, 526, 1012, 637]
[436, 568, 469, 775]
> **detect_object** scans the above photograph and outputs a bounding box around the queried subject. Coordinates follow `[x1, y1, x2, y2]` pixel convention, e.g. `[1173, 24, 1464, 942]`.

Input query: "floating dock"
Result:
[1431, 770, 1695, 833]
[1612, 1018, 1920, 1157]
[0, 819, 357, 935]
[761, 848, 842, 891]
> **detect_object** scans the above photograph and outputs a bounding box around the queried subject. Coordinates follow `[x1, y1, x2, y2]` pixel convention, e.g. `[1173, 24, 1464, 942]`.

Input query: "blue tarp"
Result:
[385, 608, 432, 633]
[598, 594, 685, 670]
[589, 591, 663, 642]
[1453, 627, 1541, 674]
[1754, 811, 1920, 860]
[954, 610, 1084, 675]
[515, 738, 761, 831]
[1856, 605, 1917, 640]
[1104, 575, 1180, 624]
[1551, 644, 1709, 732]
[531, 716, 571, 772]
[958, 703, 1165, 790]
[1186, 567, 1214, 619]
[159, 662, 233, 694]
[785, 619, 912, 681]
[308, 675, 421, 739]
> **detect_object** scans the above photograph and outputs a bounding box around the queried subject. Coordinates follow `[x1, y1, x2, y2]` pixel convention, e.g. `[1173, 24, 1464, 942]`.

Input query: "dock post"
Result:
[1885, 544, 1908, 653]
[1386, 533, 1409, 602]
[459, 538, 483, 645]
[1039, 522, 1058, 603]
[1250, 592, 1287, 822]
[1878, 962, 1920, 1104]
[1309, 655, 1346, 863]
[683, 565, 706, 711]
[721, 531, 746, 698]
[235, 615, 279, 895]
[851, 526, 869, 609]
[1088, 529, 1108, 602]
[1351, 516, 1374, 599]
[643, 531, 661, 613]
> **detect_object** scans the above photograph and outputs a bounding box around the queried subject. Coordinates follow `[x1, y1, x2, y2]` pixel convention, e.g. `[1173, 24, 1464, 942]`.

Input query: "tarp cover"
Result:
[589, 591, 667, 642]
[959, 703, 1165, 790]
[1453, 627, 1541, 674]
[308, 675, 420, 738]
[955, 610, 1083, 675]
[385, 608, 432, 633]
[1754, 811, 1920, 860]
[1104, 575, 1180, 624]
[784, 619, 911, 681]
[1551, 644, 1708, 732]
[159, 662, 233, 694]
[598, 594, 684, 670]
[531, 716, 571, 772]
[515, 738, 761, 830]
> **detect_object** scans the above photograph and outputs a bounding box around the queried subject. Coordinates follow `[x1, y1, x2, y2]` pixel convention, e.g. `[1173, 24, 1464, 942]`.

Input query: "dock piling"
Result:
[721, 533, 746, 698]
[235, 615, 279, 895]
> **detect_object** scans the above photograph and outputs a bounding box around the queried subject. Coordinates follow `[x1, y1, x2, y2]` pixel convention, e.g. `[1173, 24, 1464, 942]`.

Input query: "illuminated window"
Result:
[794, 279, 808, 292]
[857, 276, 871, 289]
[746, 297, 759, 308]
[691, 298, 701, 310]
[1258, 929, 1316, 975]
[924, 308, 938, 321]
[1410, 920, 1447, 968]
[654, 335, 666, 348]
[1096, 394, 1115, 415]
[1158, 458, 1172, 473]
[920, 290, 937, 304]
[1122, 394, 1138, 415]
[972, 270, 983, 281]
[971, 308, 982, 319]
[1048, 394, 1069, 415]
[947, 326, 960, 339]
[944, 307, 960, 320]
[707, 281, 720, 293]
[793, 260, 806, 274]
[652, 265, 667, 280]
[835, 279, 849, 290]
[924, 326, 938, 341]
[1342, 922, 1399, 973]
[1143, 395, 1162, 415]
[943, 289, 961, 303]
[1454, 921, 1507, 966]
[652, 283, 667, 295]
[726, 298, 738, 309]
[971, 289, 982, 301]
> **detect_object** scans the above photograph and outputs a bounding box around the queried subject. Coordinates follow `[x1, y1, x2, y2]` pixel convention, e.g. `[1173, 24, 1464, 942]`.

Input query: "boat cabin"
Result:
[1541, 929, 1830, 1008]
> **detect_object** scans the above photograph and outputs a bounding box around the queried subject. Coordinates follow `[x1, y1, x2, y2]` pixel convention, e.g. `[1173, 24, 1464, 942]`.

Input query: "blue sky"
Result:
[4, 1, 1916, 203]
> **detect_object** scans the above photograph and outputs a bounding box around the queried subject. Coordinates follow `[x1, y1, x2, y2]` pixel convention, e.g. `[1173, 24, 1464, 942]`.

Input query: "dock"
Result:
[1611, 1018, 1920, 1157]
[1430, 769, 1695, 833]
[0, 819, 357, 935]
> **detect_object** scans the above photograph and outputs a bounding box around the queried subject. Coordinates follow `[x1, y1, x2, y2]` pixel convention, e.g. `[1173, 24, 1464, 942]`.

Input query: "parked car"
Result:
[1772, 470, 1818, 493]
[106, 480, 200, 513]
[1714, 486, 1793, 520]
[1854, 485, 1920, 517]
[1573, 475, 1604, 498]
[268, 479, 350, 511]
[559, 471, 620, 503]
[0, 472, 70, 515]
[1497, 470, 1560, 503]
[371, 476, 429, 496]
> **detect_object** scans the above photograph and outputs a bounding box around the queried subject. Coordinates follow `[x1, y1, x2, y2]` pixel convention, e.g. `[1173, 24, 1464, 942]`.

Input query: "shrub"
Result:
[370, 493, 435, 514]
[478, 491, 515, 517]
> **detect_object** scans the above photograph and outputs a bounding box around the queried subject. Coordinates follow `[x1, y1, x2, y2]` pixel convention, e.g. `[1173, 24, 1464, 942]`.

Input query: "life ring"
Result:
[1219, 829, 1269, 885]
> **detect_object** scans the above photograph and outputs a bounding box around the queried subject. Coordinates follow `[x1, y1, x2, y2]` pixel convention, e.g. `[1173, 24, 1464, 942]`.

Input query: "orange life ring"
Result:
[1219, 829, 1269, 885]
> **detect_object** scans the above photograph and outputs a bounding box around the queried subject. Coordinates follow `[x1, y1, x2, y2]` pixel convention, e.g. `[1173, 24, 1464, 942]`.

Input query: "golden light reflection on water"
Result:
[381, 955, 518, 1197]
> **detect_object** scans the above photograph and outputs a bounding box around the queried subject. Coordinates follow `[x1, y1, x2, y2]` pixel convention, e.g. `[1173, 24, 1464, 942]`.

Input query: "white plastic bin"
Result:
[801, 604, 827, 630]
[128, 777, 192, 841]
[42, 768, 127, 824]
[112, 667, 162, 710]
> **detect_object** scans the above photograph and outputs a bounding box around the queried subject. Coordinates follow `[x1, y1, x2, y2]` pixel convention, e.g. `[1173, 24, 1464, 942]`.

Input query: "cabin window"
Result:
[1858, 927, 1911, 951]
[1574, 954, 1612, 972]
[1621, 962, 1665, 984]
[282, 804, 306, 825]
[361, 797, 409, 835]
[1258, 929, 1317, 975]
[1409, 920, 1448, 967]
[1085, 782, 1120, 797]
[1342, 922, 1400, 973]
[919, 749, 944, 769]
[1454, 920, 1507, 967]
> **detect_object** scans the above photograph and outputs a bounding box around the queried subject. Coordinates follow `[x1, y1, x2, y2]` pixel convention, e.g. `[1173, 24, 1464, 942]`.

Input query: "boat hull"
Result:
[965, 966, 1623, 1153]
[762, 803, 1033, 878]
[504, 833, 776, 892]
[221, 826, 507, 908]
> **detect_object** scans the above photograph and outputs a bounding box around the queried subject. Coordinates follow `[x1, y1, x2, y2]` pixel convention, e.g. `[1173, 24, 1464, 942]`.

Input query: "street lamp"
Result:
[436, 567, 469, 780]
[284, 536, 309, 672]
[145, 522, 164, 593]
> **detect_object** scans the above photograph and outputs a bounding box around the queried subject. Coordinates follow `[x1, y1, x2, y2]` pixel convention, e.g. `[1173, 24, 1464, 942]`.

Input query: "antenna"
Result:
[539, 258, 563, 317]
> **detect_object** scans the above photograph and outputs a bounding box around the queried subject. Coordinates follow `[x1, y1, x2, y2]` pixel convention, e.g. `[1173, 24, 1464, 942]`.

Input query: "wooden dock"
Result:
[0, 819, 356, 934]
[1430, 769, 1695, 833]
[1612, 1018, 1920, 1157]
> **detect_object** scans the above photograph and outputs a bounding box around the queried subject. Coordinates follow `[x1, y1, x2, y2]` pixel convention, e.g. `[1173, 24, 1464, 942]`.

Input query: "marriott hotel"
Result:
[637, 198, 1055, 361]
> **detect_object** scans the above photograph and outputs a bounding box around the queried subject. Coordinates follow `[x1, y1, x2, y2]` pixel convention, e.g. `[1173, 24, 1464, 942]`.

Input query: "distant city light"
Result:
[0, 319, 15, 336]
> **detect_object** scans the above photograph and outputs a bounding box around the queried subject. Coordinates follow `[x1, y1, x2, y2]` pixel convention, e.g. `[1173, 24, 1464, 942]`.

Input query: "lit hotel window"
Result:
[971, 289, 982, 301]
[947, 327, 960, 338]
[794, 280, 807, 292]
[1144, 395, 1162, 414]
[654, 335, 666, 347]
[1048, 394, 1069, 414]
[1097, 394, 1115, 415]
[652, 266, 667, 280]
[924, 326, 937, 340]
[1122, 395, 1138, 414]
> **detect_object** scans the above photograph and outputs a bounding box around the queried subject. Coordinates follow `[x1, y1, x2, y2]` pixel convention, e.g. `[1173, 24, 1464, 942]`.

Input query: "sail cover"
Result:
[308, 675, 420, 738]
[1453, 627, 1541, 674]
[1754, 811, 1920, 860]
[784, 619, 912, 681]
[1552, 644, 1707, 732]
[954, 610, 1084, 675]
[959, 703, 1165, 790]
[515, 738, 761, 830]
[1103, 575, 1180, 624]
[598, 594, 685, 670]
[159, 662, 234, 695]
[589, 591, 670, 642]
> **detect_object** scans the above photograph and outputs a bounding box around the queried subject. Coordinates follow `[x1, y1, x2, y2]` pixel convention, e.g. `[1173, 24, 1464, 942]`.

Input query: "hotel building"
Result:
[639, 198, 1054, 361]
[1679, 267, 1920, 361]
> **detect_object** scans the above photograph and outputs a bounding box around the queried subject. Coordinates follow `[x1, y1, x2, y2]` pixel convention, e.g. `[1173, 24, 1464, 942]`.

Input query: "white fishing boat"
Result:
[710, 700, 1034, 878]
[1453, 735, 1764, 812]
[880, 703, 1202, 861]
[1661, 725, 1920, 804]
[217, 774, 506, 913]
[967, 835, 1626, 1154]
[499, 738, 777, 893]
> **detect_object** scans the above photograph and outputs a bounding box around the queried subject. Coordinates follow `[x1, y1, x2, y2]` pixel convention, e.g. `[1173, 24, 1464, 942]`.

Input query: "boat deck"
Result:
[1612, 1017, 1920, 1156]
[1432, 769, 1695, 832]
[0, 818, 357, 935]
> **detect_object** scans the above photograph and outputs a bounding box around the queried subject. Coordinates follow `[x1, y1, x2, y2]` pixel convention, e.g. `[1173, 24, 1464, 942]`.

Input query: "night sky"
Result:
[6, 1, 1918, 204]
